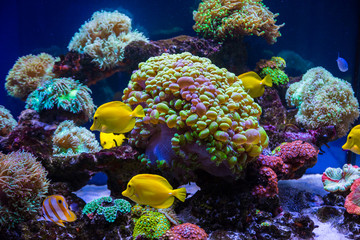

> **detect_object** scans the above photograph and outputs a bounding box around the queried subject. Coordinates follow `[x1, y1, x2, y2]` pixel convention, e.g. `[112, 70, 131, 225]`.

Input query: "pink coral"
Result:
[166, 223, 208, 240]
[345, 178, 360, 215]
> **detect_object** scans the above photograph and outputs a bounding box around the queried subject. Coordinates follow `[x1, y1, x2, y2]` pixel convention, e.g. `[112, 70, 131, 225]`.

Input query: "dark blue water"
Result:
[0, 0, 359, 172]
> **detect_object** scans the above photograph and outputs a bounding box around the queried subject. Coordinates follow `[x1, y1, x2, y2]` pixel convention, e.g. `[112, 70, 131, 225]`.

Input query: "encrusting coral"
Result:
[122, 52, 268, 180]
[322, 164, 360, 193]
[256, 56, 289, 85]
[52, 120, 101, 156]
[5, 53, 56, 100]
[68, 10, 148, 69]
[345, 178, 360, 215]
[193, 0, 284, 44]
[0, 105, 17, 137]
[286, 67, 359, 138]
[25, 77, 95, 124]
[0, 151, 49, 229]
[162, 223, 208, 240]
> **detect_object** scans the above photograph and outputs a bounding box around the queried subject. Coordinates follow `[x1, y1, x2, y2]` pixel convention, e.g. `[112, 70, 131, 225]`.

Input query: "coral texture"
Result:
[25, 77, 95, 124]
[0, 151, 49, 228]
[165, 223, 208, 240]
[286, 67, 359, 138]
[193, 0, 284, 44]
[322, 164, 360, 192]
[52, 120, 101, 156]
[122, 52, 268, 180]
[132, 210, 171, 239]
[256, 57, 289, 85]
[68, 10, 148, 69]
[345, 178, 360, 215]
[5, 53, 55, 100]
[0, 105, 17, 136]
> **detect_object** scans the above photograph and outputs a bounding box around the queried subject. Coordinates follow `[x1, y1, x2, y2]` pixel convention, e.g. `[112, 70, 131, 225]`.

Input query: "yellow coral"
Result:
[193, 0, 284, 44]
[286, 67, 359, 137]
[5, 53, 55, 100]
[68, 10, 148, 69]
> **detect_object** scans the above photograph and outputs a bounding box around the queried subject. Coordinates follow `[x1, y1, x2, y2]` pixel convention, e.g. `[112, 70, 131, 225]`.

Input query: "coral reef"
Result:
[255, 56, 289, 86]
[193, 0, 284, 44]
[26, 77, 95, 124]
[122, 52, 268, 180]
[0, 151, 49, 229]
[163, 223, 208, 240]
[322, 164, 360, 192]
[286, 67, 359, 138]
[5, 53, 56, 100]
[0, 105, 17, 136]
[52, 120, 101, 156]
[83, 196, 131, 222]
[345, 178, 360, 215]
[68, 10, 148, 69]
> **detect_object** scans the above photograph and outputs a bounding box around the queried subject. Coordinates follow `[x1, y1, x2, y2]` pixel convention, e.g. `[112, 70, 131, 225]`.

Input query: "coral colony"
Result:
[1, 1, 360, 239]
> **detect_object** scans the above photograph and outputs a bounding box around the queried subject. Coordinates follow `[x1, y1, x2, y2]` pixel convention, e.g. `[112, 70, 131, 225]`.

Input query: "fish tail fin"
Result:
[173, 187, 187, 202]
[132, 105, 145, 118]
[262, 75, 273, 87]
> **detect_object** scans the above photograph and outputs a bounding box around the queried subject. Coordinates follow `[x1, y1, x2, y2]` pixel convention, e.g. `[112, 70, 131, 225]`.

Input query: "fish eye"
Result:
[349, 137, 352, 139]
[58, 200, 62, 204]
[128, 184, 131, 188]
[95, 117, 98, 119]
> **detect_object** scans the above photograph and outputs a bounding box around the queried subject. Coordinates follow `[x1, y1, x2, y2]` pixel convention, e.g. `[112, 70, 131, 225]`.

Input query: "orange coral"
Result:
[5, 53, 55, 100]
[345, 178, 360, 215]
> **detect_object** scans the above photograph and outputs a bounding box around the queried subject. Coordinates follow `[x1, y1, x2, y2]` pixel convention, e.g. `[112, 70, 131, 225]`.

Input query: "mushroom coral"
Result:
[345, 178, 360, 215]
[122, 52, 268, 180]
[322, 164, 360, 192]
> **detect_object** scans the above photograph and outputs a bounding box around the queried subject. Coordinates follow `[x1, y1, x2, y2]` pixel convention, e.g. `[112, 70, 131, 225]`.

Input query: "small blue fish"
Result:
[336, 53, 348, 72]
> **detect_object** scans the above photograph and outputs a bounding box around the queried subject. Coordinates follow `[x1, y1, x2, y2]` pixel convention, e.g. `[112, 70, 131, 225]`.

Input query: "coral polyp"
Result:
[123, 52, 268, 179]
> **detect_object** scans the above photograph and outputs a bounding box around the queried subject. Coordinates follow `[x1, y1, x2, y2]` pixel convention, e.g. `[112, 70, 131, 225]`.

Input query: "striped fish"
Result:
[38, 195, 77, 227]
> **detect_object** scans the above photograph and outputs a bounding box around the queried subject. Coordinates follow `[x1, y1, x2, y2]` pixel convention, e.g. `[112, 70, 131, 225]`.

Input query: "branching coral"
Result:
[345, 178, 360, 215]
[25, 77, 95, 124]
[193, 0, 284, 44]
[68, 10, 148, 69]
[322, 164, 360, 192]
[52, 120, 101, 156]
[0, 151, 49, 229]
[0, 105, 17, 136]
[286, 67, 359, 138]
[5, 53, 56, 100]
[122, 52, 268, 180]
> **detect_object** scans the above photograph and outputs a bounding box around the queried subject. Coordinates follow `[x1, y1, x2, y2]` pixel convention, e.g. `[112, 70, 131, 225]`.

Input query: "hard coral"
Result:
[68, 10, 148, 69]
[25, 77, 95, 124]
[345, 178, 360, 215]
[164, 223, 208, 240]
[286, 67, 359, 138]
[322, 164, 360, 192]
[122, 52, 268, 180]
[0, 151, 49, 229]
[0, 105, 17, 136]
[52, 120, 101, 156]
[193, 0, 284, 44]
[5, 53, 56, 100]
[133, 210, 171, 239]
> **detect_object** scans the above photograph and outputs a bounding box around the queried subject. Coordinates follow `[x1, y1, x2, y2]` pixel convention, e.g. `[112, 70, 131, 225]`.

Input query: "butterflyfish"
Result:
[90, 101, 145, 134]
[38, 195, 77, 227]
[238, 71, 272, 98]
[342, 125, 360, 154]
[100, 132, 127, 149]
[337, 53, 348, 72]
[122, 174, 187, 209]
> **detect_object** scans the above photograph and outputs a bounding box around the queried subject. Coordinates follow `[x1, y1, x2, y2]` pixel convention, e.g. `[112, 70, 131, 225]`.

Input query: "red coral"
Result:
[168, 223, 208, 240]
[345, 178, 360, 215]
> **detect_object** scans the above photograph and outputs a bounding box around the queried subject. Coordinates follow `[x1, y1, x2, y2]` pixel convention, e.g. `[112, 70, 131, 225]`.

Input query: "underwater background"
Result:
[1, 0, 360, 239]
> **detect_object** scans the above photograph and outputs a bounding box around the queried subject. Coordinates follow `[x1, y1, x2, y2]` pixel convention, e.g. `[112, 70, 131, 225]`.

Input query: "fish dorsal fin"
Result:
[238, 71, 262, 81]
[99, 101, 132, 112]
[134, 174, 173, 190]
[351, 125, 360, 131]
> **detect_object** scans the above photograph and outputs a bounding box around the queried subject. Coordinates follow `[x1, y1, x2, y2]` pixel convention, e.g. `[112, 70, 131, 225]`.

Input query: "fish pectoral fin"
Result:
[152, 196, 175, 209]
[55, 221, 66, 227]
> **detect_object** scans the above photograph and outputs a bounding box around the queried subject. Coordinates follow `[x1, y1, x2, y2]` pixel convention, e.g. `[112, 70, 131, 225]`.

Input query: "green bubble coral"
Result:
[0, 151, 49, 229]
[0, 105, 17, 136]
[83, 196, 131, 223]
[25, 77, 95, 124]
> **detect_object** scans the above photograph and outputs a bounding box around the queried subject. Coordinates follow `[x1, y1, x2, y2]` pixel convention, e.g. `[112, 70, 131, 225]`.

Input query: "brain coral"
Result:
[25, 77, 95, 124]
[0, 151, 49, 228]
[345, 178, 360, 215]
[122, 52, 268, 179]
[0, 105, 17, 136]
[286, 67, 359, 138]
[5, 53, 55, 100]
[52, 120, 101, 156]
[68, 10, 148, 69]
[193, 0, 284, 44]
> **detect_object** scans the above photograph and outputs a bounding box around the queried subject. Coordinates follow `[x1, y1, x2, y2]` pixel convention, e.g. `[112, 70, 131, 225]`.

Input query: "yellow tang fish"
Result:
[90, 101, 145, 134]
[238, 71, 272, 98]
[342, 125, 360, 154]
[122, 174, 187, 209]
[100, 132, 127, 149]
[38, 195, 77, 227]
